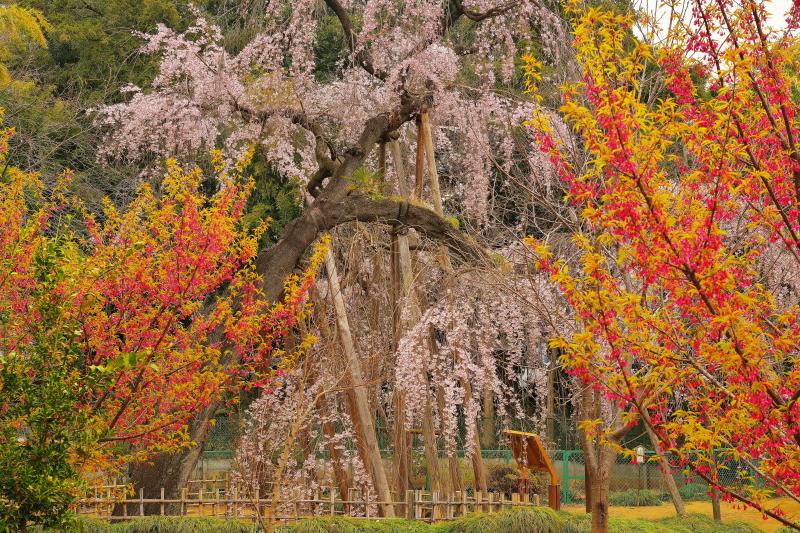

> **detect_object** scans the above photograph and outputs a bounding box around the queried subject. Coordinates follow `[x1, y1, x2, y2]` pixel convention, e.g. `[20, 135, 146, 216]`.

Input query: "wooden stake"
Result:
[414, 118, 426, 199]
[388, 140, 446, 498]
[327, 247, 395, 517]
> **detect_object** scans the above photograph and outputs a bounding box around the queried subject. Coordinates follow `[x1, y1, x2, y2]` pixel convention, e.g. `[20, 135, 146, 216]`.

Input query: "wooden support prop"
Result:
[387, 139, 441, 495]
[414, 117, 426, 199]
[420, 112, 444, 215]
[326, 248, 395, 517]
[503, 429, 561, 510]
[420, 110, 486, 491]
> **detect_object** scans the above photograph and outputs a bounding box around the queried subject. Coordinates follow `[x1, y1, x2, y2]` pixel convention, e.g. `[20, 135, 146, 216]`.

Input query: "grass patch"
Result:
[563, 513, 760, 533]
[608, 489, 666, 506]
[44, 516, 255, 532]
[49, 510, 761, 532]
[276, 516, 430, 532]
[436, 507, 565, 533]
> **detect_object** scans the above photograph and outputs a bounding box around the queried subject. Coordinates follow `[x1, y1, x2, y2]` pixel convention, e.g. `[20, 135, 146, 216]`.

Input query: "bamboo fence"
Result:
[76, 478, 543, 523]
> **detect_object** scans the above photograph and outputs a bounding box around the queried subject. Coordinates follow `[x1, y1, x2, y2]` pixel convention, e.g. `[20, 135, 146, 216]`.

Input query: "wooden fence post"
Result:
[254, 488, 260, 519]
[330, 488, 336, 516]
[181, 487, 187, 516]
[348, 487, 355, 515]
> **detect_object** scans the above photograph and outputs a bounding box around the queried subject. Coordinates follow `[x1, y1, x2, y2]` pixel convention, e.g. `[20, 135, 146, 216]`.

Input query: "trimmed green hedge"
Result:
[608, 489, 667, 506]
[51, 509, 761, 533]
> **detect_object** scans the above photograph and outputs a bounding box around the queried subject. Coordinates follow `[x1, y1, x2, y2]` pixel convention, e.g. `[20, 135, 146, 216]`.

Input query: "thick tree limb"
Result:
[257, 99, 488, 300]
[323, 0, 383, 79]
[257, 190, 491, 299]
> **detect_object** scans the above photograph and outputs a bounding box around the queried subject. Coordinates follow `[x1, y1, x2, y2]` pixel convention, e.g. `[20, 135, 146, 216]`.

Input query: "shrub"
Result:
[608, 489, 666, 506]
[486, 464, 520, 494]
[436, 507, 565, 533]
[678, 483, 711, 501]
[34, 516, 110, 532]
[40, 516, 256, 532]
[276, 516, 430, 533]
[109, 517, 255, 533]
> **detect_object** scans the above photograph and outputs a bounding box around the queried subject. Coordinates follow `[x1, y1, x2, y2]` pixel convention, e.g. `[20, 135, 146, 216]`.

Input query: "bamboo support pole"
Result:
[326, 247, 396, 517]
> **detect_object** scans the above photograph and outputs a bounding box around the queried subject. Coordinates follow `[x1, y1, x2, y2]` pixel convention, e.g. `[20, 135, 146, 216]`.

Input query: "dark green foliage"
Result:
[14, 0, 187, 99]
[0, 239, 91, 532]
[2, 1, 197, 209]
[485, 464, 520, 494]
[242, 150, 302, 248]
[314, 15, 347, 83]
[608, 489, 666, 507]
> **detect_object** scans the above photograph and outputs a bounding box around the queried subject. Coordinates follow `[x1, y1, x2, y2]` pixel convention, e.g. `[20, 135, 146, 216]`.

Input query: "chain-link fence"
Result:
[551, 449, 763, 505]
[195, 418, 761, 505]
[197, 446, 760, 502]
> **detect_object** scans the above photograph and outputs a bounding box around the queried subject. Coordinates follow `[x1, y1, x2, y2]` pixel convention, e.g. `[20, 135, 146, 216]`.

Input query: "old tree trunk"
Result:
[118, 104, 492, 513]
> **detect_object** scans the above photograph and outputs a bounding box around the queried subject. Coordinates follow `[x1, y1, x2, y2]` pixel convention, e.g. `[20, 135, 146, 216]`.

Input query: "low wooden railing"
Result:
[76, 482, 544, 523]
